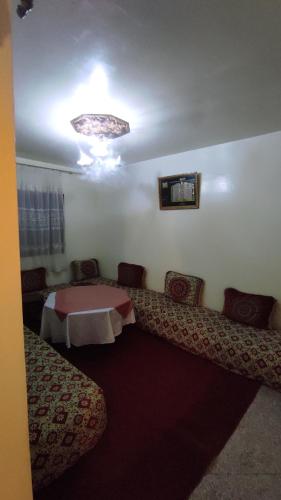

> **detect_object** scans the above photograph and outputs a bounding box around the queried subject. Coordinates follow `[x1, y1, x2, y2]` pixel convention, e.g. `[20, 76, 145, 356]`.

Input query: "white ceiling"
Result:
[12, 0, 281, 168]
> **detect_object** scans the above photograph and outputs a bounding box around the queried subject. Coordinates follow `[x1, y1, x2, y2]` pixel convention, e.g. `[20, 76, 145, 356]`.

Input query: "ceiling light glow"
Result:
[51, 64, 136, 178]
[89, 65, 109, 97]
[77, 150, 94, 167]
[80, 155, 122, 180]
[90, 138, 110, 157]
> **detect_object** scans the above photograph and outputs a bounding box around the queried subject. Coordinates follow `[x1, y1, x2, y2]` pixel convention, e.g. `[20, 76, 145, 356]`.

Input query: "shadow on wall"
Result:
[270, 302, 281, 331]
[0, 0, 10, 47]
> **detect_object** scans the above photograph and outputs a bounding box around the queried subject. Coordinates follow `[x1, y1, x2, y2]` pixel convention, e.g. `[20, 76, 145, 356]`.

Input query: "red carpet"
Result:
[35, 326, 260, 500]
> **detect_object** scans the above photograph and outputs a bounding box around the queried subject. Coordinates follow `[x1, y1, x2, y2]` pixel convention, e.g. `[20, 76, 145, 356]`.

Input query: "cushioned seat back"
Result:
[223, 287, 276, 329]
[165, 271, 204, 306]
[71, 258, 99, 282]
[117, 262, 145, 288]
[21, 267, 47, 294]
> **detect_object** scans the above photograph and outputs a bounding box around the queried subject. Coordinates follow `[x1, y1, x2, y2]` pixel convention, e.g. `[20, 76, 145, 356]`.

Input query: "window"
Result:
[18, 188, 65, 258]
[17, 165, 66, 272]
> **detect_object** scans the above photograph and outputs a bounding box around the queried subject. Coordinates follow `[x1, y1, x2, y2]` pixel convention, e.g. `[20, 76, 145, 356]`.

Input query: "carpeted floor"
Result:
[35, 325, 259, 500]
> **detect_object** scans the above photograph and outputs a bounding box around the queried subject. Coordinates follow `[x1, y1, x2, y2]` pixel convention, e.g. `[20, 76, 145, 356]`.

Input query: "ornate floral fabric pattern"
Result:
[165, 271, 204, 306]
[24, 327, 107, 490]
[86, 277, 281, 392]
[37, 275, 281, 392]
[223, 288, 276, 329]
[71, 259, 99, 282]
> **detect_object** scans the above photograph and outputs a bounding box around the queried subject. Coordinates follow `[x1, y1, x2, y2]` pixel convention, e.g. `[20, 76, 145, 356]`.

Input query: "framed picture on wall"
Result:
[158, 172, 200, 210]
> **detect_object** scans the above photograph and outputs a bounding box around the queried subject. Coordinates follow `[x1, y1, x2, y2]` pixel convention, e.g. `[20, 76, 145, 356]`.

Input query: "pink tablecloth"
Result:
[55, 285, 133, 321]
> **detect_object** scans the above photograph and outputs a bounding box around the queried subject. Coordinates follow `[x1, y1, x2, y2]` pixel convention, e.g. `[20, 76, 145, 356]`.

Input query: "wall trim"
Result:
[16, 156, 81, 175]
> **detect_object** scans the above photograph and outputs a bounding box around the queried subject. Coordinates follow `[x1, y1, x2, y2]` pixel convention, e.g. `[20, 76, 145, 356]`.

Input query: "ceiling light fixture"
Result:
[70, 113, 130, 140]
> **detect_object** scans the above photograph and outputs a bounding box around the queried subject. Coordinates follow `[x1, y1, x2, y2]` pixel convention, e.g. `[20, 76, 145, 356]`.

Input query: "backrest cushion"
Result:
[223, 288, 276, 329]
[71, 259, 99, 282]
[165, 271, 204, 306]
[117, 262, 145, 288]
[21, 267, 47, 294]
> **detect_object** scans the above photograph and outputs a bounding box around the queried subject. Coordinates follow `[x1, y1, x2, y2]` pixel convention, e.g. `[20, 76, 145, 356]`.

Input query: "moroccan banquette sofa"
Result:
[22, 260, 281, 393]
[24, 325, 107, 490]
[77, 272, 281, 393]
[22, 260, 281, 489]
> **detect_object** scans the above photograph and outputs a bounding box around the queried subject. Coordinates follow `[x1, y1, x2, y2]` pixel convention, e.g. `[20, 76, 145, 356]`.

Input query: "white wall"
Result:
[62, 173, 100, 281]
[91, 130, 281, 328]
[19, 131, 281, 328]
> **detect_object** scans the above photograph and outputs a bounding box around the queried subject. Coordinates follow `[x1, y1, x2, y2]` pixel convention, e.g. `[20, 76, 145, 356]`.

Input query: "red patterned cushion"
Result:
[223, 288, 276, 329]
[21, 268, 47, 294]
[71, 259, 99, 282]
[165, 271, 204, 306]
[117, 262, 145, 288]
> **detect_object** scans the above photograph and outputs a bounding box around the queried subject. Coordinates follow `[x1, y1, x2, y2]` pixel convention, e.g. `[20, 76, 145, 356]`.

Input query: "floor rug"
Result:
[35, 325, 260, 500]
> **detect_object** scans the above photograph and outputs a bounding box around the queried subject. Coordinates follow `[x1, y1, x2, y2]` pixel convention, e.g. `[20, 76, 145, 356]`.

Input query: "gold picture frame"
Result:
[158, 172, 200, 210]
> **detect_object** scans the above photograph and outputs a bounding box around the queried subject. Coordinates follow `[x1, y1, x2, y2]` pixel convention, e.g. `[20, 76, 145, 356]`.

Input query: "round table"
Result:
[40, 285, 135, 347]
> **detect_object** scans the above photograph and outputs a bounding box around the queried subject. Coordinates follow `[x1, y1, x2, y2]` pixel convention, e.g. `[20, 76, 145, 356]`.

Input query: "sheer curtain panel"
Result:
[17, 165, 66, 272]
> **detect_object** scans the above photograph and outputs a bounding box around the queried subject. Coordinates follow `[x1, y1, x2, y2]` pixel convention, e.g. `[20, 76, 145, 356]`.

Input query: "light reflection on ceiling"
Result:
[12, 1, 281, 169]
[52, 65, 136, 177]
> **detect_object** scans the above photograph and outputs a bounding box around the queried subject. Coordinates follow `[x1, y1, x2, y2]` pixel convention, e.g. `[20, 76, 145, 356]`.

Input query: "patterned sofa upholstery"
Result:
[84, 277, 281, 392]
[24, 326, 107, 490]
[37, 269, 281, 392]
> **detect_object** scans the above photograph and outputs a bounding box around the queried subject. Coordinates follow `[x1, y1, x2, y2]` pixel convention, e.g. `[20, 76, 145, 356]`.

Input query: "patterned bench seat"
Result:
[24, 326, 107, 490]
[83, 277, 281, 392]
[38, 275, 281, 391]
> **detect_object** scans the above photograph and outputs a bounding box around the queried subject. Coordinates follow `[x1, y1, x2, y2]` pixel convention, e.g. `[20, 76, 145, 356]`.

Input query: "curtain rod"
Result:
[16, 157, 82, 175]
